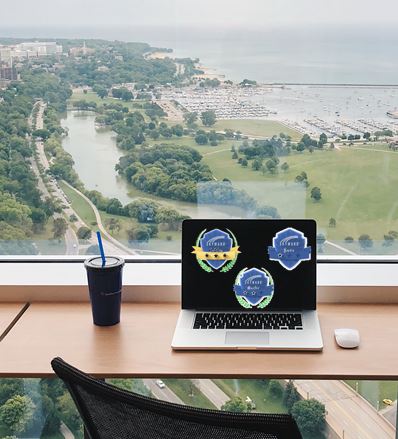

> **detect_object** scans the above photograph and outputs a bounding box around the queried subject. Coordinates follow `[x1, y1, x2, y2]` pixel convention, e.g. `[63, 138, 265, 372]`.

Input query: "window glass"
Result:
[0, 378, 396, 437]
[0, 1, 397, 257]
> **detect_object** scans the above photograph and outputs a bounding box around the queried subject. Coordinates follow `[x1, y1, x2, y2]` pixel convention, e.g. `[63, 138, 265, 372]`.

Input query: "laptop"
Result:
[172, 219, 323, 350]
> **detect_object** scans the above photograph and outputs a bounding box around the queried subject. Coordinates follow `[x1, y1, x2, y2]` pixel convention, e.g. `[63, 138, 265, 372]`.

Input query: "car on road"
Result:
[155, 379, 166, 389]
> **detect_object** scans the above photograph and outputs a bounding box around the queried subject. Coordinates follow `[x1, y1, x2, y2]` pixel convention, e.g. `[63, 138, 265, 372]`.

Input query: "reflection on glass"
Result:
[0, 1, 398, 256]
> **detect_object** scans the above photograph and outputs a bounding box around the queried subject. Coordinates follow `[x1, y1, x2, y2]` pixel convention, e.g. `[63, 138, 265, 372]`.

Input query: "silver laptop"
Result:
[172, 219, 323, 350]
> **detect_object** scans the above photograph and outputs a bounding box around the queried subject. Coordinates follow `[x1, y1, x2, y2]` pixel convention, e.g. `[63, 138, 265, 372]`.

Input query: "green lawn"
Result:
[151, 135, 240, 156]
[212, 119, 302, 141]
[60, 181, 97, 226]
[202, 144, 398, 250]
[163, 379, 216, 409]
[69, 91, 148, 115]
[345, 380, 398, 410]
[213, 379, 288, 414]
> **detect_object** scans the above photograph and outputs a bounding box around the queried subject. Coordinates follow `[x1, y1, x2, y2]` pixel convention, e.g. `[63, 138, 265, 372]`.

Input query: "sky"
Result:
[1, 0, 398, 29]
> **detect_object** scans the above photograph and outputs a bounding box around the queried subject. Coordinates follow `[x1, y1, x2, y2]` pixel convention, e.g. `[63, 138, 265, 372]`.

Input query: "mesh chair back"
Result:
[51, 357, 302, 439]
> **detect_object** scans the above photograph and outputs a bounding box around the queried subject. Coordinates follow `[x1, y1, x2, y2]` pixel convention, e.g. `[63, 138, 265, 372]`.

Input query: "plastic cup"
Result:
[84, 256, 125, 326]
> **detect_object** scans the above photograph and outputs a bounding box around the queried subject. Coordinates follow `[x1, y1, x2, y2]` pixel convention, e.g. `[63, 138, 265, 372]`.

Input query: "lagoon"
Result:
[61, 111, 245, 219]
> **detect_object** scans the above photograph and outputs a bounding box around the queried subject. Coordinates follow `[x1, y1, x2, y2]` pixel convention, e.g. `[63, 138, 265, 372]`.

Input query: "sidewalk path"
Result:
[60, 421, 75, 439]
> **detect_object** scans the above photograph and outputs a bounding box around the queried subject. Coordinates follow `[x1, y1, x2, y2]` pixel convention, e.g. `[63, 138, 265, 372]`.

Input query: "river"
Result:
[61, 111, 244, 219]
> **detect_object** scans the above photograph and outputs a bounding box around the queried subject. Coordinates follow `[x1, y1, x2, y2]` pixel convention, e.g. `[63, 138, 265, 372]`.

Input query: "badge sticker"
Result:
[233, 267, 274, 309]
[192, 228, 240, 273]
[268, 227, 311, 270]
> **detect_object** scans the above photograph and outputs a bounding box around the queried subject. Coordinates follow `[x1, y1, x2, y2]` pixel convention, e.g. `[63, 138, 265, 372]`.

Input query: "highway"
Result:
[194, 379, 229, 408]
[143, 379, 184, 405]
[295, 380, 396, 439]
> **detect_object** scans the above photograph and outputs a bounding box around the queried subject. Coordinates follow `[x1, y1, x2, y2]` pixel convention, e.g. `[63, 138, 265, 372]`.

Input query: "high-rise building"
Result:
[0, 67, 18, 81]
[0, 47, 12, 65]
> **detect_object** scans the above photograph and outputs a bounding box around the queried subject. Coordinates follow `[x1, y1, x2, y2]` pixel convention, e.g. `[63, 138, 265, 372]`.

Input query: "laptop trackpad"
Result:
[225, 331, 269, 345]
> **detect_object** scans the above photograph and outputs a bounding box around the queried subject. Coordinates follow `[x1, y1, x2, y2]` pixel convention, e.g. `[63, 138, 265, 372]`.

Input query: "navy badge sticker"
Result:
[268, 227, 311, 270]
[233, 267, 274, 309]
[192, 228, 240, 273]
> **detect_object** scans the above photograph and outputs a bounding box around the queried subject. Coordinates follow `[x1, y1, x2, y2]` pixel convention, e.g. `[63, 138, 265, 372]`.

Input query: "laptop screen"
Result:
[182, 219, 316, 311]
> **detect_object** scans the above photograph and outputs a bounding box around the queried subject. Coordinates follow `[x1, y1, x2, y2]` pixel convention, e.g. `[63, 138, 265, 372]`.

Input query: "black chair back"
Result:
[51, 357, 302, 439]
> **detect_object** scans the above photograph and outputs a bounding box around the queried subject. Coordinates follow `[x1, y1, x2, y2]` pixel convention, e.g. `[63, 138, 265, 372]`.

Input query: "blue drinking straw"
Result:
[96, 231, 106, 267]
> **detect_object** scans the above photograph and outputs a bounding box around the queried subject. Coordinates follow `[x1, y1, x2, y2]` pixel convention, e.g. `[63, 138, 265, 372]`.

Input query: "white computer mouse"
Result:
[334, 328, 360, 349]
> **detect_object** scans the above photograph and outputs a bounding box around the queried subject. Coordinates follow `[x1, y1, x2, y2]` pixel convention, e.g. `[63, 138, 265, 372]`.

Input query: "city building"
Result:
[0, 66, 18, 81]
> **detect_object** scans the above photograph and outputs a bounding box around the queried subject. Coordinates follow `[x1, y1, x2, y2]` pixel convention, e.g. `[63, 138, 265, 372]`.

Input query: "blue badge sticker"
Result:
[268, 227, 311, 270]
[192, 228, 240, 273]
[233, 267, 274, 309]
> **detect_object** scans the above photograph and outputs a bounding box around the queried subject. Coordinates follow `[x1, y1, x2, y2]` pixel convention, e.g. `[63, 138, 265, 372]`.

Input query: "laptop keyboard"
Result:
[193, 313, 303, 330]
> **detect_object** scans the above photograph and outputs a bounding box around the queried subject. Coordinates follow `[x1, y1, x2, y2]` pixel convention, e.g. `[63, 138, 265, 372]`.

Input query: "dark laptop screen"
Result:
[182, 219, 316, 311]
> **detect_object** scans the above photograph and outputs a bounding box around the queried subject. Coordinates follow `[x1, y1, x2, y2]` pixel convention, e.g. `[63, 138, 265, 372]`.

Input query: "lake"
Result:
[61, 111, 245, 219]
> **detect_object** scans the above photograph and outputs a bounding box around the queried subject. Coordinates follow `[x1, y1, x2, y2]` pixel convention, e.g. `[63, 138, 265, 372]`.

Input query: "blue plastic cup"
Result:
[84, 256, 125, 326]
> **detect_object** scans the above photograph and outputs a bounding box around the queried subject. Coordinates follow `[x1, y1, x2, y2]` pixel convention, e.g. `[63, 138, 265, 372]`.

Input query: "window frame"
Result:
[1, 257, 398, 304]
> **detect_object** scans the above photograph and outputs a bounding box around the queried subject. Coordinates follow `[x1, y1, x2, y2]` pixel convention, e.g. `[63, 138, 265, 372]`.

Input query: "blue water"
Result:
[2, 24, 398, 84]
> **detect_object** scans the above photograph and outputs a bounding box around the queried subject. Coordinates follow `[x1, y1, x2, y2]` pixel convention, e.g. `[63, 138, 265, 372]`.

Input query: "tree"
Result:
[329, 217, 336, 228]
[183, 111, 198, 127]
[358, 234, 373, 250]
[344, 236, 354, 243]
[0, 380, 24, 405]
[363, 132, 371, 140]
[317, 233, 326, 253]
[268, 380, 284, 398]
[283, 380, 300, 413]
[319, 133, 328, 147]
[383, 233, 395, 247]
[266, 159, 277, 174]
[201, 110, 217, 127]
[281, 162, 289, 172]
[95, 86, 108, 99]
[232, 151, 238, 159]
[57, 393, 81, 433]
[107, 218, 121, 234]
[77, 226, 92, 240]
[32, 128, 50, 140]
[310, 186, 322, 202]
[195, 132, 208, 145]
[52, 217, 67, 240]
[241, 158, 248, 167]
[0, 395, 35, 434]
[221, 397, 248, 413]
[291, 399, 325, 435]
[251, 158, 262, 171]
[127, 226, 150, 242]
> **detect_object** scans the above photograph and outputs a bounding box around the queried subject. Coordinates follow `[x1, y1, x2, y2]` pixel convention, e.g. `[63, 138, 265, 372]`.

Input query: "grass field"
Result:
[69, 91, 147, 115]
[202, 144, 398, 250]
[212, 119, 302, 141]
[345, 380, 398, 410]
[163, 379, 217, 409]
[214, 379, 288, 414]
[60, 181, 97, 226]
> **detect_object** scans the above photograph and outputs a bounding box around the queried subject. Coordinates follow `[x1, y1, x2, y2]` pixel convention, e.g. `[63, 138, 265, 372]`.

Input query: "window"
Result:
[0, 1, 397, 259]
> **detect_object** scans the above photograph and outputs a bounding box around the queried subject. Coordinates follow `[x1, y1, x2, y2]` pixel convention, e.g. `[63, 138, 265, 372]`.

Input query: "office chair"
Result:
[51, 357, 302, 439]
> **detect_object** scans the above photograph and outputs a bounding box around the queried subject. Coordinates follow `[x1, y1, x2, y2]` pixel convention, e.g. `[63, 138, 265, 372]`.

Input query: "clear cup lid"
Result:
[84, 256, 125, 270]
